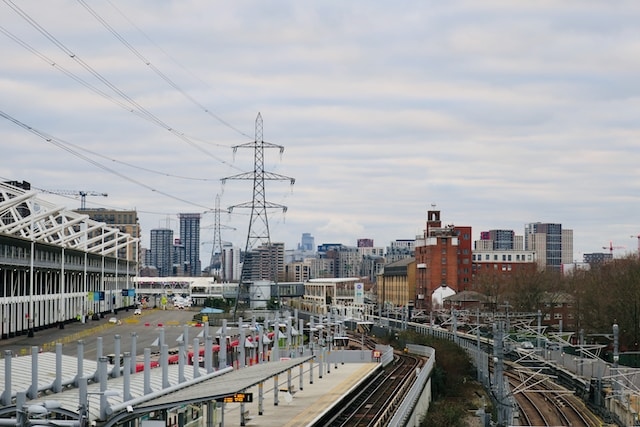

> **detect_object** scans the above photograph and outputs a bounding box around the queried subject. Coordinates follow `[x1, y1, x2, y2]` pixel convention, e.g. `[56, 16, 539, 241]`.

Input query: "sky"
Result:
[2, 1, 640, 262]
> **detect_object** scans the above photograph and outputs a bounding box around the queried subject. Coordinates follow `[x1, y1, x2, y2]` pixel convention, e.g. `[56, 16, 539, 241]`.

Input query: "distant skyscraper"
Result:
[299, 233, 315, 251]
[172, 238, 187, 276]
[150, 228, 173, 277]
[179, 213, 201, 276]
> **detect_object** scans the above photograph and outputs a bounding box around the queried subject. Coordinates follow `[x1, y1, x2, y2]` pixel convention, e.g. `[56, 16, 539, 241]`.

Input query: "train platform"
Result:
[0, 310, 383, 427]
[220, 361, 381, 427]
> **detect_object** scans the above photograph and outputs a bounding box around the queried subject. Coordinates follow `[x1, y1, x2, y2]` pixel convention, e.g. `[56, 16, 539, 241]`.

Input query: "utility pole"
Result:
[222, 113, 295, 317]
[493, 320, 513, 426]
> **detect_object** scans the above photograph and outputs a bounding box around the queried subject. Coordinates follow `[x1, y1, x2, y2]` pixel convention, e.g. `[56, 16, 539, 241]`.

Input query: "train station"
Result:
[0, 310, 395, 427]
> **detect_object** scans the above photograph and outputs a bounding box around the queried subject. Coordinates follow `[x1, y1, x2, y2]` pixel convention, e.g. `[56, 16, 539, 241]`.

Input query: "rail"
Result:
[385, 345, 435, 427]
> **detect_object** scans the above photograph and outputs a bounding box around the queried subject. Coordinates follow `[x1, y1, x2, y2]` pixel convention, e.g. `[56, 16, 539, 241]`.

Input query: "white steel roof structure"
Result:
[0, 182, 136, 257]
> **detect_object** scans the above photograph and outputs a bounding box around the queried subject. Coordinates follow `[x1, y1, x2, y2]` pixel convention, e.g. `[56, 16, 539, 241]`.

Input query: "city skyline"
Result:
[1, 2, 639, 261]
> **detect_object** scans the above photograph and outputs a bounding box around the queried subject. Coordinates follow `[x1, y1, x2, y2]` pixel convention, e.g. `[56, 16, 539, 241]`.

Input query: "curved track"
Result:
[312, 338, 422, 427]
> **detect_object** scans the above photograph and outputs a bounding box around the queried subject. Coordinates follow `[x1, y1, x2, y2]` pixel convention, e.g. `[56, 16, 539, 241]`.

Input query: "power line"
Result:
[2, 0, 238, 167]
[0, 109, 214, 211]
[78, 0, 252, 139]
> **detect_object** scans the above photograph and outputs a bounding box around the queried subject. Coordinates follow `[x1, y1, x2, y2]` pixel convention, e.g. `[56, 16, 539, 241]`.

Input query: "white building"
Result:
[300, 278, 364, 315]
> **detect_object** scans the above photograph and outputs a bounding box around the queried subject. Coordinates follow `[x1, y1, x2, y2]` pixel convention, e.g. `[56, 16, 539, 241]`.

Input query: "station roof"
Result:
[2, 351, 312, 425]
[135, 357, 312, 411]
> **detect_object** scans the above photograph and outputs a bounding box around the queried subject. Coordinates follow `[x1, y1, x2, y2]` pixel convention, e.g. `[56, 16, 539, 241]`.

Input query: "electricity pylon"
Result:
[221, 113, 295, 315]
[205, 194, 235, 279]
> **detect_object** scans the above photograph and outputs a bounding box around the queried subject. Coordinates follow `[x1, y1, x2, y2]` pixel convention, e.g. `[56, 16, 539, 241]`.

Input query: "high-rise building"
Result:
[221, 243, 242, 282]
[150, 228, 173, 277]
[525, 222, 573, 270]
[172, 238, 187, 276]
[179, 213, 201, 277]
[490, 229, 515, 250]
[299, 233, 315, 251]
[242, 243, 286, 283]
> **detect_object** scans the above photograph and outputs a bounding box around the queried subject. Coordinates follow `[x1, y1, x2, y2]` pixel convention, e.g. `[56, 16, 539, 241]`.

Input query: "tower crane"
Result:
[603, 241, 626, 255]
[41, 189, 108, 210]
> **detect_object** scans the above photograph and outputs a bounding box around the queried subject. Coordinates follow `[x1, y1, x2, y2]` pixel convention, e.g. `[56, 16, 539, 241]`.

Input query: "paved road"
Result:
[0, 308, 204, 360]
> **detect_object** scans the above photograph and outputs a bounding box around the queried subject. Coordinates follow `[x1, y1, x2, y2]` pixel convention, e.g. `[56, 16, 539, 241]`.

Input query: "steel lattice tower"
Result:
[208, 194, 232, 279]
[222, 113, 295, 313]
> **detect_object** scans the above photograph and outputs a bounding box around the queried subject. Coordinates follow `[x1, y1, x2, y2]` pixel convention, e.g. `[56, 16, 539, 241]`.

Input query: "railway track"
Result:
[311, 337, 423, 427]
[505, 366, 602, 426]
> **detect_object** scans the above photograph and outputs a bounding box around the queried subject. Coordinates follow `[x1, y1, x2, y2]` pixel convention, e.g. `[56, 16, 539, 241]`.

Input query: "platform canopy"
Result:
[0, 182, 137, 257]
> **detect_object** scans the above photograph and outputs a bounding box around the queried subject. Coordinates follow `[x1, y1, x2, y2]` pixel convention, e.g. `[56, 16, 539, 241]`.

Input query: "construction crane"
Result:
[603, 241, 626, 255]
[42, 189, 108, 210]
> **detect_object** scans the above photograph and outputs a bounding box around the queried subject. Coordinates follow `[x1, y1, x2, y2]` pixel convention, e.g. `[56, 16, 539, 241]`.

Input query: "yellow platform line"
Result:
[283, 363, 379, 427]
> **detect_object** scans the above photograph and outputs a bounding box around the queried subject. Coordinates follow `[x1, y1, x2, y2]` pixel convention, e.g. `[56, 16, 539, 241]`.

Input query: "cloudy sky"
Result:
[2, 1, 639, 261]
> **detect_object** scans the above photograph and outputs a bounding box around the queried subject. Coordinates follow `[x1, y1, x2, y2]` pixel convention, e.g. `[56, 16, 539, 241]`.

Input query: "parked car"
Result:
[134, 308, 142, 315]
